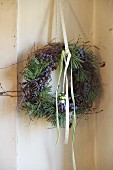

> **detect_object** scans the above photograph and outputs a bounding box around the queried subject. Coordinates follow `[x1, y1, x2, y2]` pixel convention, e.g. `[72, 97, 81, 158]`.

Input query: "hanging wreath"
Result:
[20, 42, 101, 127]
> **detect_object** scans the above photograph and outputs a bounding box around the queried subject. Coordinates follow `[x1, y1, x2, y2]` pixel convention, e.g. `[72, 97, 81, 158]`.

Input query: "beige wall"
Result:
[94, 0, 113, 170]
[0, 0, 17, 170]
[1, 0, 113, 170]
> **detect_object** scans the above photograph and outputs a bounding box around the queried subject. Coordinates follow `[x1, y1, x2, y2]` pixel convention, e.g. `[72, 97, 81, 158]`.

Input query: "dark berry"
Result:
[63, 107, 66, 112]
[49, 55, 52, 59]
[45, 73, 49, 78]
[39, 79, 43, 84]
[48, 75, 51, 79]
[43, 54, 46, 57]
[46, 68, 49, 72]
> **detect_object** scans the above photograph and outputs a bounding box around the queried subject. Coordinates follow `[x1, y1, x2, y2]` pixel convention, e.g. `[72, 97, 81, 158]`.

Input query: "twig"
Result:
[0, 59, 27, 70]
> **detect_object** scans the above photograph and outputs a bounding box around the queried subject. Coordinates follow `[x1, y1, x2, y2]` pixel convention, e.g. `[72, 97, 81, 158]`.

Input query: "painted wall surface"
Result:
[2, 0, 112, 170]
[0, 0, 17, 170]
[17, 0, 95, 170]
[94, 0, 113, 170]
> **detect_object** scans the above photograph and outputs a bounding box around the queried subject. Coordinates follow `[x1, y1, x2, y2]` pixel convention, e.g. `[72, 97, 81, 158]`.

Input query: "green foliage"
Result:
[23, 57, 49, 80]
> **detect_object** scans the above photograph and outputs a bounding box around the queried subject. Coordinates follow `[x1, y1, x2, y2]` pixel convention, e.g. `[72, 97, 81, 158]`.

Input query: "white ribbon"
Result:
[57, 1, 76, 169]
[58, 0, 68, 51]
[64, 75, 70, 144]
[58, 0, 71, 143]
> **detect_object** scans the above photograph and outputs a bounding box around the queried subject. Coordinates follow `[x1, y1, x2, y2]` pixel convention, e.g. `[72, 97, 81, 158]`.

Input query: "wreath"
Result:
[20, 42, 101, 128]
